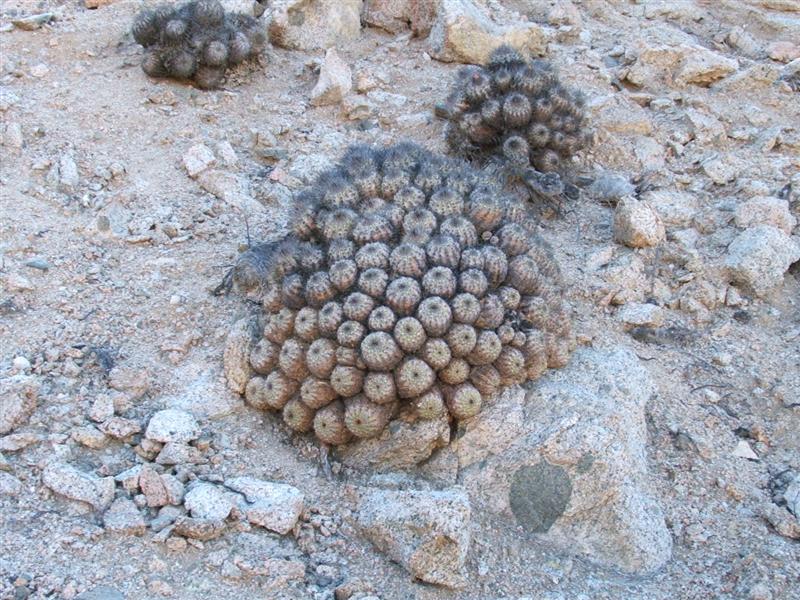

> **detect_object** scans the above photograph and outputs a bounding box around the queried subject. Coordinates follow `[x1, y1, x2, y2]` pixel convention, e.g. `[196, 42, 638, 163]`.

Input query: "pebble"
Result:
[182, 144, 216, 178]
[99, 416, 141, 439]
[225, 476, 304, 535]
[310, 48, 352, 106]
[11, 13, 55, 31]
[139, 466, 169, 507]
[12, 356, 31, 372]
[173, 516, 227, 541]
[613, 197, 665, 248]
[59, 154, 80, 191]
[156, 442, 203, 465]
[3, 122, 23, 150]
[89, 395, 115, 422]
[30, 64, 50, 78]
[734, 196, 796, 234]
[215, 141, 238, 167]
[732, 440, 759, 461]
[103, 497, 146, 535]
[41, 461, 115, 510]
[724, 225, 800, 297]
[0, 471, 22, 496]
[618, 303, 666, 328]
[145, 409, 201, 444]
[184, 482, 234, 521]
[71, 426, 109, 450]
[701, 155, 737, 184]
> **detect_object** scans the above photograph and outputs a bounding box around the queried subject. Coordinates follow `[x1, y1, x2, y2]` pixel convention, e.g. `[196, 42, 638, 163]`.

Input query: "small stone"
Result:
[428, 0, 547, 64]
[734, 196, 796, 234]
[310, 48, 352, 106]
[162, 474, 185, 505]
[59, 154, 79, 191]
[184, 482, 234, 521]
[724, 226, 800, 297]
[183, 144, 216, 178]
[155, 442, 203, 466]
[0, 377, 38, 435]
[71, 426, 109, 449]
[767, 41, 800, 63]
[30, 63, 50, 78]
[269, 0, 362, 50]
[676, 47, 737, 86]
[0, 471, 22, 496]
[732, 440, 759, 461]
[618, 303, 665, 328]
[11, 356, 30, 373]
[103, 497, 146, 535]
[75, 586, 125, 600]
[42, 462, 115, 510]
[173, 516, 227, 541]
[145, 409, 200, 443]
[355, 487, 471, 588]
[151, 505, 184, 532]
[702, 156, 737, 185]
[3, 122, 23, 150]
[139, 466, 169, 507]
[98, 417, 141, 440]
[113, 465, 142, 492]
[613, 197, 665, 248]
[89, 395, 115, 422]
[758, 502, 800, 540]
[226, 477, 304, 535]
[11, 13, 55, 31]
[215, 141, 238, 167]
[23, 258, 50, 271]
[108, 367, 149, 399]
[3, 273, 35, 292]
[641, 189, 698, 228]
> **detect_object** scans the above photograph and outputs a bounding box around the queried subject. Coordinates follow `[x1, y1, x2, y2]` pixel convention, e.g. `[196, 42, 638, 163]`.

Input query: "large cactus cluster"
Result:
[131, 0, 265, 89]
[226, 143, 574, 446]
[438, 45, 592, 174]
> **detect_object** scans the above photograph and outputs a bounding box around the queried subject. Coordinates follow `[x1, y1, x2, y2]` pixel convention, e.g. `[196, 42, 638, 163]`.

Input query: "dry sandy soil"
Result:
[1, 1, 799, 599]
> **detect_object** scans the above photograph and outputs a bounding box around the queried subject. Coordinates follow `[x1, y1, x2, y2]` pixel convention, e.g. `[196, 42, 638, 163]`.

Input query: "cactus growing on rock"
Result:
[224, 143, 574, 446]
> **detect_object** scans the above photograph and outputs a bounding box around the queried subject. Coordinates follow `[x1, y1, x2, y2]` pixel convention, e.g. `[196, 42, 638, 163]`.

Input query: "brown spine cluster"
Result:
[231, 143, 574, 445]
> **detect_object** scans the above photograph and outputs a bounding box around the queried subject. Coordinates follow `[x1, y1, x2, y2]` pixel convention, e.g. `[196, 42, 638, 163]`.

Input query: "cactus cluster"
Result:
[438, 45, 591, 173]
[227, 143, 574, 446]
[131, 0, 266, 89]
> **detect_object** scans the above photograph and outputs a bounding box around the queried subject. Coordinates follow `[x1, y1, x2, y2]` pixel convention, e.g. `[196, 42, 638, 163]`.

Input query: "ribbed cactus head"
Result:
[227, 143, 575, 447]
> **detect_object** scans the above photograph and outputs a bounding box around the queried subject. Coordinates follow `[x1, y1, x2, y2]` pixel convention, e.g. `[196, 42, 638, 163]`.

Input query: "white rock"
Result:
[0, 471, 22, 496]
[724, 225, 800, 297]
[215, 141, 238, 167]
[355, 487, 471, 588]
[183, 144, 216, 178]
[732, 440, 759, 461]
[702, 155, 738, 185]
[641, 189, 698, 228]
[269, 0, 362, 51]
[30, 63, 49, 78]
[3, 122, 23, 150]
[184, 482, 234, 521]
[310, 48, 352, 106]
[226, 477, 304, 535]
[428, 0, 547, 64]
[139, 466, 168, 507]
[613, 197, 665, 248]
[457, 347, 672, 574]
[734, 196, 796, 234]
[145, 409, 200, 443]
[617, 303, 666, 328]
[42, 462, 115, 510]
[0, 376, 38, 435]
[103, 497, 146, 535]
[59, 154, 80, 191]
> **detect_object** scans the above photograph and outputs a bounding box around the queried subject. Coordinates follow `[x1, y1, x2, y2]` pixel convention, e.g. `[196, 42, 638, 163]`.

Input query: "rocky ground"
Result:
[1, 1, 799, 599]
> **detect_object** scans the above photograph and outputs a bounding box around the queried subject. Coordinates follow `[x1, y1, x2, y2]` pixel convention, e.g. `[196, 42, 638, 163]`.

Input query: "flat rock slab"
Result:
[456, 346, 673, 574]
[355, 487, 471, 588]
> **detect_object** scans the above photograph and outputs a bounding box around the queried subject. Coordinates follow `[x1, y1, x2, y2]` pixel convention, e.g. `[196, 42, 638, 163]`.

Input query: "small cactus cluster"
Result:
[227, 143, 574, 446]
[131, 0, 266, 89]
[438, 45, 591, 173]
